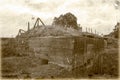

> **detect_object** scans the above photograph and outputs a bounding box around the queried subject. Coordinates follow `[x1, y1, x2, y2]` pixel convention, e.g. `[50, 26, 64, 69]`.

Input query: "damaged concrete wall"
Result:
[28, 36, 104, 69]
[28, 36, 74, 68]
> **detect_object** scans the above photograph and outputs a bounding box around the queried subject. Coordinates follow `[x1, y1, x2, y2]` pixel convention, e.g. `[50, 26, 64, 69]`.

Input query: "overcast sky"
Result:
[0, 0, 120, 37]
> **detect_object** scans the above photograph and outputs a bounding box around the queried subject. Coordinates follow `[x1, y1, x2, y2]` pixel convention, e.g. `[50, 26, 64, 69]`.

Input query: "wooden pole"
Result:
[86, 27, 87, 32]
[95, 30, 96, 35]
[91, 28, 92, 33]
[28, 22, 30, 31]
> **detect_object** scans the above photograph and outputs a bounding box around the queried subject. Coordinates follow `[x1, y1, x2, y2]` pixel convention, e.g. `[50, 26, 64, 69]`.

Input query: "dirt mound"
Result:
[20, 25, 82, 38]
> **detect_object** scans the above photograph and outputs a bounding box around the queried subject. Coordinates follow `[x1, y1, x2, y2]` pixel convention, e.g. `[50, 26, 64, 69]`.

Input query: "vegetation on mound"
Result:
[1, 38, 29, 57]
[1, 38, 17, 57]
[104, 22, 119, 38]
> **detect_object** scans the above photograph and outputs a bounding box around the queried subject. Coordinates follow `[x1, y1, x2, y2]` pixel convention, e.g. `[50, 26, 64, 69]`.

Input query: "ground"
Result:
[1, 38, 119, 79]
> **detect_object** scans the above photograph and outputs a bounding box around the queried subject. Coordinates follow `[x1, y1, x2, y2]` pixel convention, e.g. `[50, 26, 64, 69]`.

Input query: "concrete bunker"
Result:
[28, 36, 104, 69]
